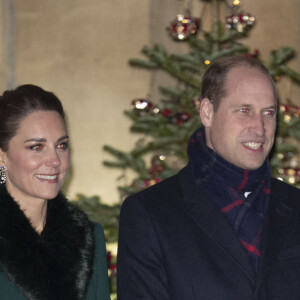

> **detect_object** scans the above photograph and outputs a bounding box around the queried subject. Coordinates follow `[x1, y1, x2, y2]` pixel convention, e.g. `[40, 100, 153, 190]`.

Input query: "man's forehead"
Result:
[226, 65, 267, 80]
[224, 66, 276, 96]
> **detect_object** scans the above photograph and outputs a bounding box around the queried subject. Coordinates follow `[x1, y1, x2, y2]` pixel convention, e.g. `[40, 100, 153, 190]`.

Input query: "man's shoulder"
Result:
[271, 177, 300, 193]
[271, 177, 300, 210]
[122, 171, 185, 216]
[126, 172, 181, 202]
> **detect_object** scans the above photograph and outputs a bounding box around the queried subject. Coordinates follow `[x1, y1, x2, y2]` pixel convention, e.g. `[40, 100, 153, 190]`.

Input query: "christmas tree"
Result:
[103, 0, 300, 198]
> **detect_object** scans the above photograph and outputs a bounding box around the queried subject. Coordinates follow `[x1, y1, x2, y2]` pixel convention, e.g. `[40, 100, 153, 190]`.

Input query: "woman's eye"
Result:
[30, 144, 43, 151]
[58, 142, 69, 150]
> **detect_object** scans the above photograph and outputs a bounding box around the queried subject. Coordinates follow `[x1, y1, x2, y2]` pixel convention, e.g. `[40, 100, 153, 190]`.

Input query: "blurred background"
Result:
[1, 0, 299, 205]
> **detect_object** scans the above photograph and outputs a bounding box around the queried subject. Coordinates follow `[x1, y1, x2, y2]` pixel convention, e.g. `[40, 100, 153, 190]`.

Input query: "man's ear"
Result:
[199, 98, 214, 127]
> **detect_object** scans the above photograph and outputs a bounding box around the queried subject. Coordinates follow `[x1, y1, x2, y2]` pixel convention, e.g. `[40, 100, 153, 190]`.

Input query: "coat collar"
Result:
[179, 165, 295, 286]
[0, 185, 94, 300]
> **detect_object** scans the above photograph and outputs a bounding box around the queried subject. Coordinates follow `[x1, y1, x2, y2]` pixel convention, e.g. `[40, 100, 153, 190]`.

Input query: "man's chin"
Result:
[239, 161, 265, 171]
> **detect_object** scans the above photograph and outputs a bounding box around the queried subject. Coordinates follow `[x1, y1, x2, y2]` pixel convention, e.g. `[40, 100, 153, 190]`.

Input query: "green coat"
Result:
[0, 185, 110, 300]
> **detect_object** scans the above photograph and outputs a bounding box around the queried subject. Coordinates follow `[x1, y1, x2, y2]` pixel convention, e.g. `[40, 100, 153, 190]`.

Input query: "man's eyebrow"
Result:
[265, 105, 277, 109]
[262, 105, 277, 112]
[233, 104, 251, 107]
[233, 104, 277, 110]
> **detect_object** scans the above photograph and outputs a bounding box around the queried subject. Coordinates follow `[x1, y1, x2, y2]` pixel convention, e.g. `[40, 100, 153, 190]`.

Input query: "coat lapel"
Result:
[255, 179, 294, 293]
[179, 166, 256, 283]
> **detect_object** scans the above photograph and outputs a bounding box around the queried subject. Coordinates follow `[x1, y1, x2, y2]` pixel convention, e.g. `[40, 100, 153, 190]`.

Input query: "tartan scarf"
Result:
[187, 127, 271, 272]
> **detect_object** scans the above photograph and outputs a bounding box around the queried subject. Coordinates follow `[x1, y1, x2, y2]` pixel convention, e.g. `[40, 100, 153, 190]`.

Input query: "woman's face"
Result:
[0, 110, 70, 204]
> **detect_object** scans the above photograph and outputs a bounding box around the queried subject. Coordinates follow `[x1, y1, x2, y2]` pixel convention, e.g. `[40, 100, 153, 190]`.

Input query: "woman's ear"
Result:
[0, 149, 6, 165]
[199, 98, 214, 127]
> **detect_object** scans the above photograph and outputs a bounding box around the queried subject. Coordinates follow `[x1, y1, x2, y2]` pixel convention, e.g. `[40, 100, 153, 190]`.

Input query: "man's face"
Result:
[201, 66, 277, 170]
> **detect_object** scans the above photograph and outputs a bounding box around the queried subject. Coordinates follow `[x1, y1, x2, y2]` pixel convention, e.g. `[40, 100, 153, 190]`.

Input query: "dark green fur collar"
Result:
[0, 185, 94, 300]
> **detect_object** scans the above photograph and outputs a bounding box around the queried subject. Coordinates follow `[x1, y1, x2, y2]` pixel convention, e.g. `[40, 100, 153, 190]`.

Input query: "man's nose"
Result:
[250, 114, 265, 136]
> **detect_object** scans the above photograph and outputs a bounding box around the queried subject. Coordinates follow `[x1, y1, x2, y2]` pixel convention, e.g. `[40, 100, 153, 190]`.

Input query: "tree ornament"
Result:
[226, 4, 255, 33]
[131, 98, 157, 116]
[245, 49, 259, 59]
[148, 155, 166, 175]
[162, 108, 174, 122]
[278, 168, 300, 186]
[167, 13, 200, 41]
[176, 112, 191, 124]
[280, 104, 300, 118]
[162, 108, 173, 117]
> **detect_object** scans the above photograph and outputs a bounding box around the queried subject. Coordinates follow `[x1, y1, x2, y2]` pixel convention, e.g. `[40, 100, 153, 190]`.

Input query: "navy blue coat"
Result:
[117, 164, 300, 299]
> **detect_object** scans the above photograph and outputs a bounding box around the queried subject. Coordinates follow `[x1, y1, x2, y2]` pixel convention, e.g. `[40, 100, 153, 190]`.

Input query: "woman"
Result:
[0, 85, 110, 299]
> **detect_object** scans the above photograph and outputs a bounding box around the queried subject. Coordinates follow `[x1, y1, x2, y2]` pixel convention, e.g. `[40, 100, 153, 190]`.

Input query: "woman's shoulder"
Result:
[92, 222, 106, 244]
[87, 222, 111, 299]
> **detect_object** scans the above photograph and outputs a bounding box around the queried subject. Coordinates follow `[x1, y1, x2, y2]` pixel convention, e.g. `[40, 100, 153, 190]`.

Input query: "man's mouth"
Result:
[242, 142, 262, 150]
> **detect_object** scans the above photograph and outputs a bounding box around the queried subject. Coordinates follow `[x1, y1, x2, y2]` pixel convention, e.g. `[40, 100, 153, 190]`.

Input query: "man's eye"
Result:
[239, 107, 249, 113]
[29, 144, 43, 151]
[58, 142, 69, 150]
[264, 110, 276, 117]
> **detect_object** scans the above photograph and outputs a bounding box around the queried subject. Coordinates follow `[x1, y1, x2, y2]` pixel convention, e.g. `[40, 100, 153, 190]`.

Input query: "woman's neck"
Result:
[24, 200, 48, 234]
[5, 184, 48, 234]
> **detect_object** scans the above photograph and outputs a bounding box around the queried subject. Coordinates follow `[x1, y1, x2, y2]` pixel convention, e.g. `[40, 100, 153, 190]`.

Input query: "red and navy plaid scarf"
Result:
[187, 127, 271, 272]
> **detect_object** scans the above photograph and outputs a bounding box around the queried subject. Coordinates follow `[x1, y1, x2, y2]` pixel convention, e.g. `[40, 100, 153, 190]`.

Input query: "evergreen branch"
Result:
[103, 145, 129, 160]
[188, 36, 211, 53]
[129, 59, 159, 69]
[103, 145, 146, 172]
[209, 44, 249, 61]
[170, 53, 202, 64]
[131, 136, 187, 157]
[219, 30, 248, 43]
[269, 47, 295, 65]
[159, 86, 183, 97]
[278, 65, 300, 83]
[178, 62, 202, 73]
[161, 60, 202, 88]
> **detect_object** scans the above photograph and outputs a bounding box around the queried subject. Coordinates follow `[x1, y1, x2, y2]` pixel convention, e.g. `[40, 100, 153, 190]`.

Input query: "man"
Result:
[117, 56, 300, 299]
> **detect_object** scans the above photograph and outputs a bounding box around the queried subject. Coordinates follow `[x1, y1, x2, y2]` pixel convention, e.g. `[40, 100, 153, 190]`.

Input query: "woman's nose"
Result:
[45, 149, 61, 167]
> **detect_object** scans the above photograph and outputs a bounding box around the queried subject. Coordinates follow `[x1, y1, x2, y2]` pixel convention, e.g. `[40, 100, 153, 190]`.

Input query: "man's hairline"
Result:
[203, 64, 277, 113]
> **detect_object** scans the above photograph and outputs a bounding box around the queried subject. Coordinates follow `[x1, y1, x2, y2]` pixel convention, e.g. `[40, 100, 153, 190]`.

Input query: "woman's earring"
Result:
[0, 166, 6, 184]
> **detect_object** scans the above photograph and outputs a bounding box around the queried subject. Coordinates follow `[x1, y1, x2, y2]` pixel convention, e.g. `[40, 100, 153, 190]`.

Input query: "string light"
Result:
[274, 75, 281, 81]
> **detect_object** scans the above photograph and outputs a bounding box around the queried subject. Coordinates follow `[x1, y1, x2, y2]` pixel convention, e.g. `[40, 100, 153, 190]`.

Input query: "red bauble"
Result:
[162, 109, 172, 117]
[245, 49, 259, 59]
[107, 251, 112, 263]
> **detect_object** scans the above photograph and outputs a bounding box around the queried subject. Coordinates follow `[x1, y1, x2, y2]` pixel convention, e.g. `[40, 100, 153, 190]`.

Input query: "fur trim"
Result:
[0, 185, 94, 300]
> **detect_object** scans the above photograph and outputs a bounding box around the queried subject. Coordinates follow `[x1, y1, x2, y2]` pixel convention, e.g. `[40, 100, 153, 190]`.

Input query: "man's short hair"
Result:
[200, 56, 277, 112]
